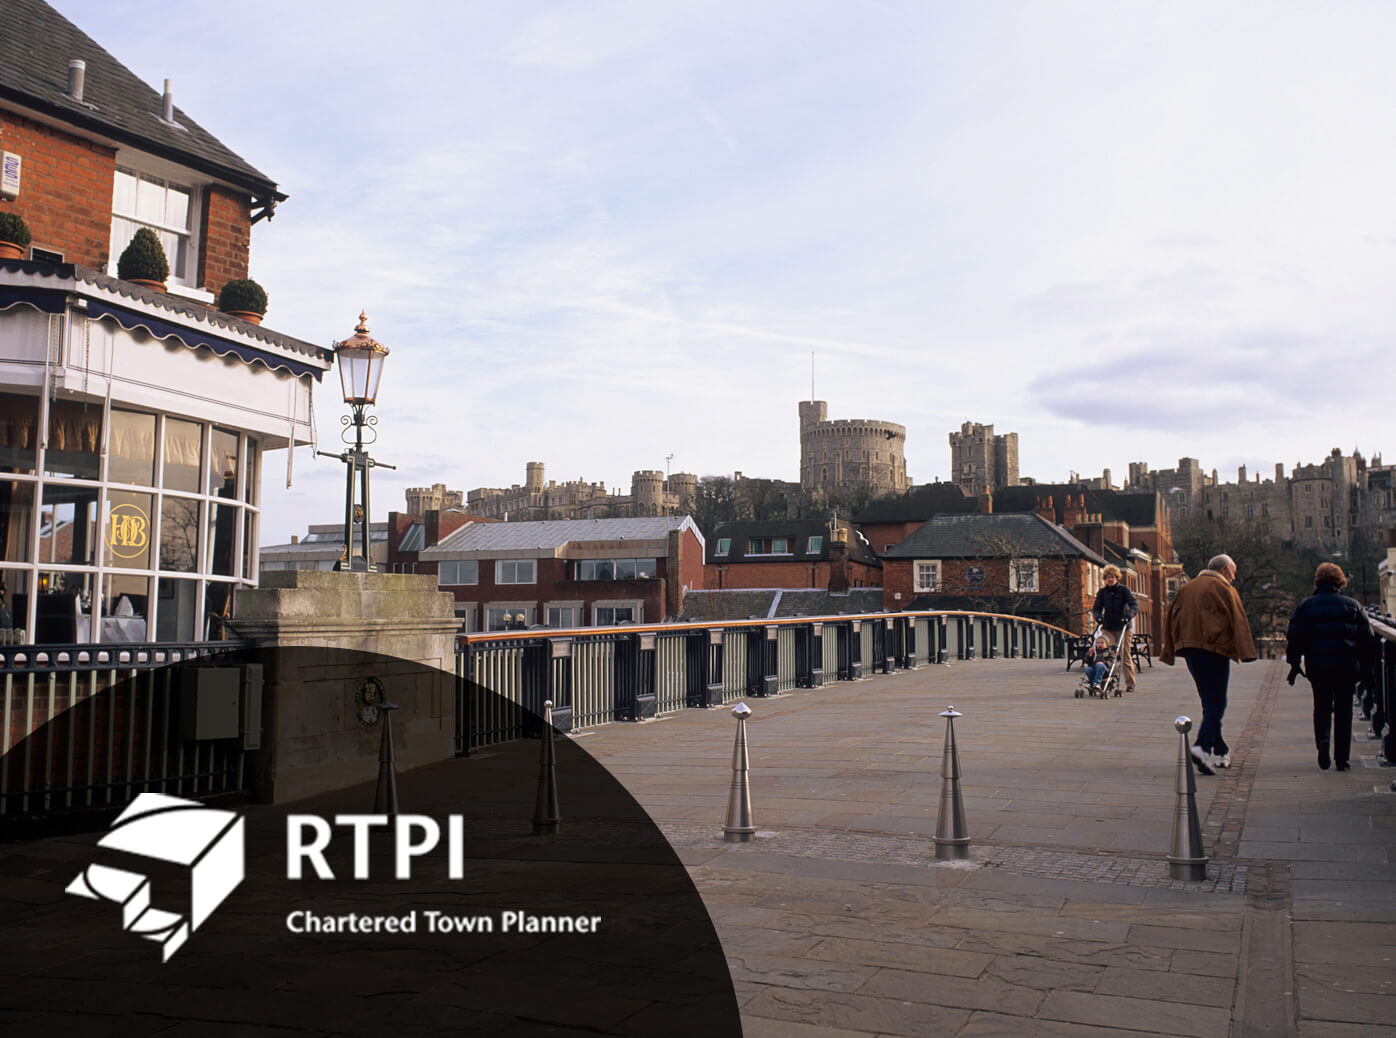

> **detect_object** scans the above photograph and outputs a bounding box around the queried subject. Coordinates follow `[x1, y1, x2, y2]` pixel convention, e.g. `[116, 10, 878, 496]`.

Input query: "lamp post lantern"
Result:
[318, 311, 396, 571]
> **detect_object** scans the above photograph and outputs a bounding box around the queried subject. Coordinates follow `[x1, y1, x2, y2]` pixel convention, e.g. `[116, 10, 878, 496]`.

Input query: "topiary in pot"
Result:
[0, 211, 31, 259]
[217, 278, 268, 323]
[116, 227, 170, 289]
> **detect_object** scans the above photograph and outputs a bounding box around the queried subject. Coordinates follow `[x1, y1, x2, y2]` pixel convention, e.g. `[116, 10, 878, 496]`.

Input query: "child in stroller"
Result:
[1076, 632, 1120, 698]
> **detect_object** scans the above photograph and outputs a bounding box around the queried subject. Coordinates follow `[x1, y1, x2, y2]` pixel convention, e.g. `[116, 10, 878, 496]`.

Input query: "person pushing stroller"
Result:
[1093, 565, 1138, 694]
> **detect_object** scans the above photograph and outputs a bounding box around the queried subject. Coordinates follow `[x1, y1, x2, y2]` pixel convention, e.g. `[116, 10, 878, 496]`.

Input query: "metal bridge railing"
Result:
[1, 641, 245, 824]
[454, 611, 1072, 754]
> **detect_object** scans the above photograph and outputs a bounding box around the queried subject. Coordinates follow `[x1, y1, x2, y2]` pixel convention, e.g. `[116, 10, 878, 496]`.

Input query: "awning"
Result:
[86, 298, 324, 380]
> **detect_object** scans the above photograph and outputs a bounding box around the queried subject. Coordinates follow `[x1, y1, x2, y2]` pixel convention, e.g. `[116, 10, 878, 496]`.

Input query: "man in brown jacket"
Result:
[1160, 554, 1258, 774]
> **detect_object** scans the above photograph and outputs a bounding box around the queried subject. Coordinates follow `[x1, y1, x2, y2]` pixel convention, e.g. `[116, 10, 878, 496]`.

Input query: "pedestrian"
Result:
[1284, 562, 1378, 772]
[1160, 554, 1257, 774]
[1082, 634, 1112, 693]
[1092, 565, 1139, 693]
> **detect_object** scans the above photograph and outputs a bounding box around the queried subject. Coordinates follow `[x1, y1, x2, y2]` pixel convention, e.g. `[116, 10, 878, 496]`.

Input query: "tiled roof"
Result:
[854, 483, 976, 523]
[991, 485, 1161, 527]
[884, 513, 1106, 564]
[425, 516, 700, 556]
[707, 520, 880, 567]
[0, 0, 281, 202]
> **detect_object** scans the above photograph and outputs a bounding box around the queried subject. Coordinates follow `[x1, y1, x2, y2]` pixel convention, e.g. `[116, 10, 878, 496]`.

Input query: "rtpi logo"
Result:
[66, 793, 245, 961]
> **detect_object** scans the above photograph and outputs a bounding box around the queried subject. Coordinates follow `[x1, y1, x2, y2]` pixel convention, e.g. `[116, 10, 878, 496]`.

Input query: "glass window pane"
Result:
[636, 558, 656, 578]
[615, 560, 635, 580]
[113, 169, 137, 215]
[0, 570, 30, 638]
[44, 399, 102, 479]
[101, 573, 149, 643]
[39, 485, 99, 565]
[135, 175, 164, 223]
[103, 490, 153, 569]
[156, 577, 197, 642]
[209, 427, 238, 495]
[0, 393, 39, 474]
[108, 409, 156, 485]
[163, 418, 202, 491]
[206, 580, 233, 640]
[160, 497, 199, 572]
[0, 480, 36, 564]
[243, 438, 258, 505]
[207, 501, 236, 576]
[34, 571, 93, 642]
[242, 510, 256, 581]
[165, 185, 190, 230]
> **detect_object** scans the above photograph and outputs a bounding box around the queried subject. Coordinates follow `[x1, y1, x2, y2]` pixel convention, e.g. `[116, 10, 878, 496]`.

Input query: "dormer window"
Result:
[111, 166, 199, 287]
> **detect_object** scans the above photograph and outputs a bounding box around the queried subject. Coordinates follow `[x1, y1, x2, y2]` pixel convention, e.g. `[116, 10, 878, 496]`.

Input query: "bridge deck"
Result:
[579, 657, 1396, 1037]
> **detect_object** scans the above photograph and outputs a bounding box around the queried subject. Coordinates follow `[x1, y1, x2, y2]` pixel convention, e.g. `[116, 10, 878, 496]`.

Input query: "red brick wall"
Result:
[677, 527, 706, 594]
[883, 556, 1092, 630]
[706, 560, 882, 590]
[199, 184, 251, 292]
[1, 106, 254, 294]
[857, 520, 925, 555]
[0, 109, 115, 268]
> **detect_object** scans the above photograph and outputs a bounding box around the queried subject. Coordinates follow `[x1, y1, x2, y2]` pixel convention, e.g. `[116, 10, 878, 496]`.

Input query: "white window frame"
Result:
[496, 558, 537, 584]
[110, 163, 202, 290]
[715, 538, 731, 556]
[1009, 558, 1040, 593]
[486, 604, 534, 630]
[914, 560, 941, 593]
[807, 536, 823, 553]
[593, 600, 641, 626]
[437, 559, 478, 586]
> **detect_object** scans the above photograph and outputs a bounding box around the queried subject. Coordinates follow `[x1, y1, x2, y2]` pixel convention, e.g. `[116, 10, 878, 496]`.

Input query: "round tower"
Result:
[632, 469, 664, 516]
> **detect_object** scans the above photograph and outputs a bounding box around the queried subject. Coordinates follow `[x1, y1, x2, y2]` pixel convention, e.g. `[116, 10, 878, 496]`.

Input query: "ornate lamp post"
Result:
[318, 311, 395, 571]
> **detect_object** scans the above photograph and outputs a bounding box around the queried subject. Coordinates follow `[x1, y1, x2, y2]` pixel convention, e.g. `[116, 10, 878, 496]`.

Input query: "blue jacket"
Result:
[1285, 586, 1377, 681]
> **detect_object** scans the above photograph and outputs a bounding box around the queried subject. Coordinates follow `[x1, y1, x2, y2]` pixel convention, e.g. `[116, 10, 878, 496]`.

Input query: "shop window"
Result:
[0, 393, 38, 474]
[160, 497, 200, 572]
[0, 480, 36, 564]
[104, 490, 154, 569]
[163, 418, 202, 491]
[44, 400, 101, 479]
[108, 409, 155, 486]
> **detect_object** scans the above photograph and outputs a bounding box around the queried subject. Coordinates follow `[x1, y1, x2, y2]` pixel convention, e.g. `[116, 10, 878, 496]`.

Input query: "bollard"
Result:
[372, 701, 401, 817]
[1167, 716, 1208, 881]
[723, 702, 755, 843]
[532, 699, 561, 835]
[933, 705, 971, 860]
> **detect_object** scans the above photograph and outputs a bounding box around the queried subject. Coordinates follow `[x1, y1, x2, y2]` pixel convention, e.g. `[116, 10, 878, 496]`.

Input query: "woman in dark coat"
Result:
[1285, 563, 1378, 771]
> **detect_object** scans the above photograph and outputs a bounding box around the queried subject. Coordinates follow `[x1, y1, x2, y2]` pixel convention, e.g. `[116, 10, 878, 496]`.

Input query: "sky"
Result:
[53, 1, 1396, 543]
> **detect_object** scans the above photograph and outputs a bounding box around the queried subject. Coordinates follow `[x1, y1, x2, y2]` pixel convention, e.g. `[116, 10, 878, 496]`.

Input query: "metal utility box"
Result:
[179, 667, 242, 741]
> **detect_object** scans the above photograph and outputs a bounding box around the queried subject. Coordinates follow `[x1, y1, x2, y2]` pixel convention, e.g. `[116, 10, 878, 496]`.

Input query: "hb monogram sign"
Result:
[106, 502, 151, 560]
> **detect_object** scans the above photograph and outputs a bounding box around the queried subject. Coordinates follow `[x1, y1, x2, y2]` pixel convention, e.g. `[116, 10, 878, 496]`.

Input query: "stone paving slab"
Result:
[579, 656, 1396, 1036]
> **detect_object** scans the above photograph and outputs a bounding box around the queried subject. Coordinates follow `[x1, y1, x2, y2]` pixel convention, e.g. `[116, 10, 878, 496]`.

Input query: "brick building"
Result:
[419, 516, 705, 632]
[0, 0, 329, 643]
[882, 512, 1105, 629]
[703, 518, 882, 591]
[799, 400, 909, 498]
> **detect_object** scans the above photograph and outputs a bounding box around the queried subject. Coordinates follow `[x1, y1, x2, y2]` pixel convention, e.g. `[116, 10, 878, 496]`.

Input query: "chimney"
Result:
[827, 525, 850, 593]
[67, 59, 85, 102]
[290, 534, 299, 544]
[665, 529, 685, 618]
[1062, 493, 1087, 529]
[162, 79, 174, 122]
[978, 485, 993, 514]
[1034, 495, 1055, 522]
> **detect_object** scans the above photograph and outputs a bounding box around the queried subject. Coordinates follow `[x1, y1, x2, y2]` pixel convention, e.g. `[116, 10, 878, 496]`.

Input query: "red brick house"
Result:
[853, 483, 976, 556]
[704, 519, 881, 590]
[420, 517, 705, 632]
[882, 512, 1106, 630]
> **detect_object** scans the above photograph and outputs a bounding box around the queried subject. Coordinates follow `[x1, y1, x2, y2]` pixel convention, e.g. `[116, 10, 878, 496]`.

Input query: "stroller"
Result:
[1075, 624, 1128, 699]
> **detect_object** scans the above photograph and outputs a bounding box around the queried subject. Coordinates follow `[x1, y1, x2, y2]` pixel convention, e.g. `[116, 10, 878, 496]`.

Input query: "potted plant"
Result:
[0, 211, 31, 260]
[217, 278, 268, 324]
[116, 227, 170, 291]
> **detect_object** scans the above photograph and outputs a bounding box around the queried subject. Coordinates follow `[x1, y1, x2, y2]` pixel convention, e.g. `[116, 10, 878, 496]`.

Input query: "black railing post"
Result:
[849, 620, 864, 680]
[763, 626, 780, 695]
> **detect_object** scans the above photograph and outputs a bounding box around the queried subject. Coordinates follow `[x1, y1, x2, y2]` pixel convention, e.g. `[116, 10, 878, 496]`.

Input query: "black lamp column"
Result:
[319, 311, 395, 572]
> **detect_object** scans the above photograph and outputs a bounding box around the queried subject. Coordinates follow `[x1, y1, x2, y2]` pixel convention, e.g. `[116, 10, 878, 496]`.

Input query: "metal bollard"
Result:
[1167, 716, 1208, 881]
[723, 702, 755, 843]
[933, 705, 971, 859]
[373, 701, 401, 817]
[532, 699, 561, 835]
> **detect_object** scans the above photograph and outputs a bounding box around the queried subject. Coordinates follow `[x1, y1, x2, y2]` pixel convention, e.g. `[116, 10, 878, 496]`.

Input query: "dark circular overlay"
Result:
[0, 647, 742, 1036]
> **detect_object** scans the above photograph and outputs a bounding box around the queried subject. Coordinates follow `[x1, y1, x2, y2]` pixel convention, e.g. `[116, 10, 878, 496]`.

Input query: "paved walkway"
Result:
[577, 657, 1396, 1037]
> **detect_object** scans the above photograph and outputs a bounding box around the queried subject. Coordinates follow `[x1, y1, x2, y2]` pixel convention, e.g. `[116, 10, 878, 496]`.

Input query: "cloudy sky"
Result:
[56, 1, 1396, 542]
